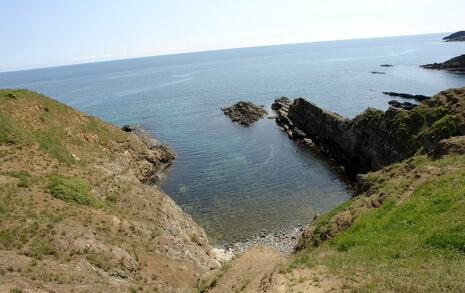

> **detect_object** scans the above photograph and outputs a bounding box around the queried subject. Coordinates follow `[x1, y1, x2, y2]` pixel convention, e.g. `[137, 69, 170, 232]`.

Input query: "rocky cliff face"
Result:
[284, 87, 465, 174]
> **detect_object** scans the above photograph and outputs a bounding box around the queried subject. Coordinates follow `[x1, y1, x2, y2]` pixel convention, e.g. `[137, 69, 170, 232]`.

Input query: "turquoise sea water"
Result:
[1, 33, 464, 243]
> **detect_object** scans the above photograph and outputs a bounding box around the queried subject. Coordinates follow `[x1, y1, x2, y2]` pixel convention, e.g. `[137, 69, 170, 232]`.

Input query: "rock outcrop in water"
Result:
[272, 97, 308, 139]
[387, 100, 417, 110]
[274, 88, 465, 174]
[443, 31, 465, 42]
[222, 101, 267, 126]
[383, 91, 430, 102]
[421, 54, 465, 74]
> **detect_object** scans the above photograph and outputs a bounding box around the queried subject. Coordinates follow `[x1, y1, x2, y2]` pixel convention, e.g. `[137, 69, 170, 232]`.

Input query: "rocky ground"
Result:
[221, 101, 267, 126]
[222, 224, 306, 255]
[421, 54, 465, 73]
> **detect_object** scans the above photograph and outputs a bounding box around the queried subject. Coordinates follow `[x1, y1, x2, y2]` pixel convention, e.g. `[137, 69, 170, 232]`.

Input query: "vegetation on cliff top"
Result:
[353, 87, 465, 162]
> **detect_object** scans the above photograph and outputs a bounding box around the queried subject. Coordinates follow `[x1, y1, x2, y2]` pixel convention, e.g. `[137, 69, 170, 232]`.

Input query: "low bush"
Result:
[48, 175, 103, 208]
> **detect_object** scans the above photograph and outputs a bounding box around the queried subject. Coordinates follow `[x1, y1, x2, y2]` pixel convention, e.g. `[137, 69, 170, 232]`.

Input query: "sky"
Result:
[1, 0, 465, 71]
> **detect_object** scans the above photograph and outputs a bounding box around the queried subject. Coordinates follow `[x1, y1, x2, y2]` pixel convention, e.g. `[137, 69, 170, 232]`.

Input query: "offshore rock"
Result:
[388, 100, 417, 110]
[383, 92, 430, 102]
[221, 101, 267, 127]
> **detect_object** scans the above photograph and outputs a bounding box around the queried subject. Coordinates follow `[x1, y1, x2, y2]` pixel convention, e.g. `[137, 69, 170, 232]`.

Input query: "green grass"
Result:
[6, 170, 32, 188]
[0, 112, 27, 144]
[48, 175, 104, 208]
[35, 128, 75, 164]
[0, 89, 119, 164]
[0, 221, 39, 250]
[291, 154, 465, 292]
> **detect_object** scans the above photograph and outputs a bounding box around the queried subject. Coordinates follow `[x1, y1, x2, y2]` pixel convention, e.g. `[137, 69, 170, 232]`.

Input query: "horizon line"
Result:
[0, 31, 450, 74]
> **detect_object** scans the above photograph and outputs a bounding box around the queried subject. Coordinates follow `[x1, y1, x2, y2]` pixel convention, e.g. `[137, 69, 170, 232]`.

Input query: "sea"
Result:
[1, 33, 464, 244]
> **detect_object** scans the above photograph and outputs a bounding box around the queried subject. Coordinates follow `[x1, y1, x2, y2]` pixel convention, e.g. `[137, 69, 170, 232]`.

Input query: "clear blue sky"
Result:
[1, 0, 465, 71]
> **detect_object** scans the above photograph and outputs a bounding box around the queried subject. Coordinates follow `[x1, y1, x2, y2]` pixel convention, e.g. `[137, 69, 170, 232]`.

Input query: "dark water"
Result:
[1, 33, 464, 243]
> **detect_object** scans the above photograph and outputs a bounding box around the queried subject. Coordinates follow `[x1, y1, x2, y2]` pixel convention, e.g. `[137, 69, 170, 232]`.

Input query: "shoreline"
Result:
[219, 223, 306, 255]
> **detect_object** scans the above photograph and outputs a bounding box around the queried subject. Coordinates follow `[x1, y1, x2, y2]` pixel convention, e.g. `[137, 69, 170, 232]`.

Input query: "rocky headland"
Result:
[273, 87, 465, 175]
[421, 54, 465, 74]
[0, 90, 222, 292]
[221, 101, 267, 126]
[443, 31, 465, 42]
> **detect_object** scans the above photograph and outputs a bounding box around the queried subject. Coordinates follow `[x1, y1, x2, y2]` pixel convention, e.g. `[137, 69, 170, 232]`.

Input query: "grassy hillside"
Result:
[0, 89, 216, 292]
[289, 152, 465, 292]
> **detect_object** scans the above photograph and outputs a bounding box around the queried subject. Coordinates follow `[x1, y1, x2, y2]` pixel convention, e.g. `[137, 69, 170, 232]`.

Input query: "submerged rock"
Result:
[221, 101, 267, 127]
[421, 54, 465, 74]
[371, 71, 386, 74]
[380, 64, 394, 67]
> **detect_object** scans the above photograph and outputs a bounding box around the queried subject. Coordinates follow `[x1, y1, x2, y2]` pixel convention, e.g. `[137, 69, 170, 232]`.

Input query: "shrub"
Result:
[429, 114, 460, 139]
[426, 232, 465, 253]
[48, 175, 103, 208]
